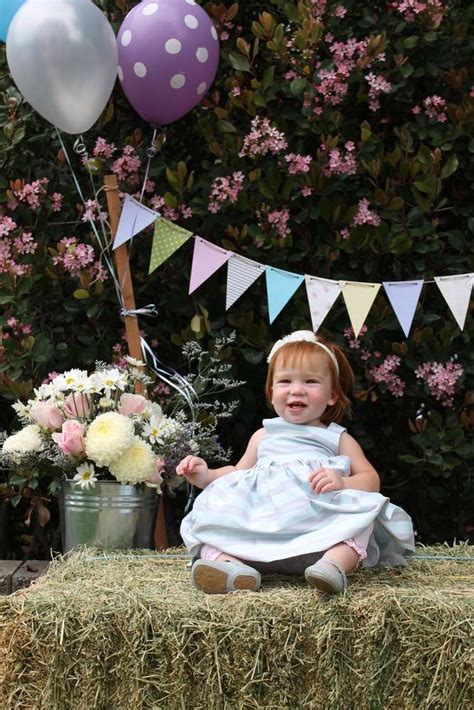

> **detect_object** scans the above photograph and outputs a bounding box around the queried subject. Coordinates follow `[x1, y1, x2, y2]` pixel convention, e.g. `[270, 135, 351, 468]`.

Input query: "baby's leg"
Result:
[200, 543, 243, 564]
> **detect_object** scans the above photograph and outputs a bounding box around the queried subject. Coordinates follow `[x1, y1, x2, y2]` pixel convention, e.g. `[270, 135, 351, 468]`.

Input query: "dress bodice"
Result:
[258, 417, 347, 462]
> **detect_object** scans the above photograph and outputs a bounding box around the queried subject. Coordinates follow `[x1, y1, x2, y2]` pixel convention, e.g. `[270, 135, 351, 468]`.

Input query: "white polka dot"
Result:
[197, 82, 207, 95]
[211, 25, 218, 41]
[134, 62, 147, 78]
[121, 30, 132, 47]
[184, 14, 198, 29]
[143, 3, 158, 15]
[165, 38, 181, 54]
[170, 74, 186, 89]
[196, 47, 208, 63]
[117, 65, 124, 82]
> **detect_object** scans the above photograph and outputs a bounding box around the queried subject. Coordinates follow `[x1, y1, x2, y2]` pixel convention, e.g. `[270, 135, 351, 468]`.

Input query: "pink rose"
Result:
[64, 392, 91, 419]
[30, 400, 64, 430]
[117, 393, 147, 416]
[52, 420, 85, 456]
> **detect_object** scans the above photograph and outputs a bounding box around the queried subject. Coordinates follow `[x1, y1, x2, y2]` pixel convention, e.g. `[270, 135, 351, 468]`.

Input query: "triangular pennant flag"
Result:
[148, 218, 193, 274]
[113, 194, 159, 250]
[434, 273, 473, 330]
[383, 280, 423, 337]
[226, 254, 266, 309]
[189, 237, 231, 294]
[265, 267, 304, 323]
[305, 275, 343, 333]
[342, 281, 381, 337]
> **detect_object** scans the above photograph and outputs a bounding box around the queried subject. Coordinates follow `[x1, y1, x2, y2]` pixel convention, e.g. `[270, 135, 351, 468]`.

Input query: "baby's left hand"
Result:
[308, 467, 345, 494]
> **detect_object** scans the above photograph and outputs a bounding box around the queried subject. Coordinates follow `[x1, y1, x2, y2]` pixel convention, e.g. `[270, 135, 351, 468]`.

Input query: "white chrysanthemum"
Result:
[73, 462, 98, 490]
[109, 437, 157, 484]
[143, 401, 163, 422]
[98, 396, 115, 410]
[85, 412, 134, 467]
[90, 368, 129, 394]
[2, 425, 44, 458]
[11, 401, 32, 423]
[53, 369, 90, 392]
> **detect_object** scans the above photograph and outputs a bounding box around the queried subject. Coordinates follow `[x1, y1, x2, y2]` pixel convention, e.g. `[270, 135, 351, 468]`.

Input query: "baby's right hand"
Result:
[176, 455, 209, 483]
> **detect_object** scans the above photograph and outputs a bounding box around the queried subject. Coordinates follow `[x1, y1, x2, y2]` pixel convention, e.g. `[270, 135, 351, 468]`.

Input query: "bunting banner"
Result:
[266, 267, 304, 324]
[226, 254, 266, 310]
[383, 280, 424, 338]
[113, 194, 159, 250]
[189, 237, 231, 294]
[434, 274, 473, 331]
[305, 275, 344, 333]
[342, 281, 381, 337]
[148, 218, 193, 274]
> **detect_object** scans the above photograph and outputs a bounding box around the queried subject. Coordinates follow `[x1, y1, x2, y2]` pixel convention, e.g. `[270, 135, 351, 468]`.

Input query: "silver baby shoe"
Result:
[304, 558, 347, 594]
[192, 559, 261, 594]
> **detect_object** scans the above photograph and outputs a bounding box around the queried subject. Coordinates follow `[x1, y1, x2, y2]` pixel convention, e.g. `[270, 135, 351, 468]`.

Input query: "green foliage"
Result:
[0, 0, 473, 553]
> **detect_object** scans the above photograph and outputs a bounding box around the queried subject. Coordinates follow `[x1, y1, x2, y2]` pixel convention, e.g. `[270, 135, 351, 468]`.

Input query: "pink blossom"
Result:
[423, 95, 447, 122]
[284, 153, 312, 175]
[231, 86, 241, 97]
[51, 192, 63, 212]
[112, 145, 141, 185]
[239, 116, 288, 158]
[415, 361, 463, 408]
[63, 392, 91, 419]
[14, 178, 49, 210]
[284, 70, 298, 81]
[365, 73, 392, 112]
[301, 186, 314, 197]
[13, 232, 37, 255]
[53, 237, 96, 276]
[323, 141, 357, 177]
[0, 216, 17, 237]
[340, 228, 350, 239]
[208, 172, 244, 213]
[343, 325, 367, 349]
[333, 5, 347, 17]
[267, 209, 291, 239]
[353, 198, 381, 227]
[369, 355, 406, 397]
[389, 0, 444, 26]
[30, 400, 65, 430]
[52, 420, 85, 456]
[93, 137, 116, 159]
[82, 199, 107, 223]
[118, 393, 148, 416]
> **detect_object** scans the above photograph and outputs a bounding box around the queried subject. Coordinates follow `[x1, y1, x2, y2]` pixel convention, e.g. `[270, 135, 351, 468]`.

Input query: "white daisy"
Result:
[90, 368, 129, 395]
[53, 369, 89, 392]
[73, 462, 98, 489]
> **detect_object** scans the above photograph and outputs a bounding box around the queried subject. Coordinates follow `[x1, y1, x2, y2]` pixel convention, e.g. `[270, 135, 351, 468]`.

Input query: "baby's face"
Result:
[271, 353, 336, 427]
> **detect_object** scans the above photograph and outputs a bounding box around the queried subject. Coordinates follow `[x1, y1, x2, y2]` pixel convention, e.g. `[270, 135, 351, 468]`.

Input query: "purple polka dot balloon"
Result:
[117, 0, 220, 126]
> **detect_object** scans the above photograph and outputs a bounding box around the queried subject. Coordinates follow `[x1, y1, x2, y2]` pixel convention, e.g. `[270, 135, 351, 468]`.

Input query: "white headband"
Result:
[267, 330, 339, 376]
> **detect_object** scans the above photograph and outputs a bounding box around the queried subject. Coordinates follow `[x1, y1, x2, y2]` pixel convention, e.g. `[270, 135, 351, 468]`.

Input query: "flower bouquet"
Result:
[1, 337, 240, 504]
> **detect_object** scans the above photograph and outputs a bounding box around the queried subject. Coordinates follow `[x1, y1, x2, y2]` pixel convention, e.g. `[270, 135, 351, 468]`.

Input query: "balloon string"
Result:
[139, 127, 158, 203]
[141, 338, 197, 423]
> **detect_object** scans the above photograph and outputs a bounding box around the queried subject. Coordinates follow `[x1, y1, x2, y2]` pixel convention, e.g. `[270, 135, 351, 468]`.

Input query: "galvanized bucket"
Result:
[60, 480, 158, 552]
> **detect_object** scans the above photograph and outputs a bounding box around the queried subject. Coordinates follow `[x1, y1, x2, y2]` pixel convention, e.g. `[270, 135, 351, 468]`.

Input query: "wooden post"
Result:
[104, 174, 168, 550]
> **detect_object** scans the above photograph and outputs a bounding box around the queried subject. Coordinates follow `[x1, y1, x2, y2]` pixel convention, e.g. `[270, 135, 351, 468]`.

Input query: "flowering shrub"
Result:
[0, 0, 472, 549]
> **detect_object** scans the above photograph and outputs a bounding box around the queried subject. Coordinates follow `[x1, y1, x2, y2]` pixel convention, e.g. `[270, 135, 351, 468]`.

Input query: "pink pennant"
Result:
[189, 237, 231, 294]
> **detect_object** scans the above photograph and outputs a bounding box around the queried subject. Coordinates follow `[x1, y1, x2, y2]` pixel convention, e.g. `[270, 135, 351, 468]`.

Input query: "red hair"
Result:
[265, 335, 354, 424]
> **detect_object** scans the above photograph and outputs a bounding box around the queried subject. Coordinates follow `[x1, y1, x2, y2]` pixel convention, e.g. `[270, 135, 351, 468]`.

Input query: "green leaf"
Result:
[440, 156, 459, 179]
[289, 78, 306, 96]
[73, 289, 90, 300]
[404, 36, 419, 48]
[228, 52, 251, 72]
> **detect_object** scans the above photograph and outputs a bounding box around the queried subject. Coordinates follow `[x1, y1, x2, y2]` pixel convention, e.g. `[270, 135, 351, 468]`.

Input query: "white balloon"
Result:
[6, 0, 118, 134]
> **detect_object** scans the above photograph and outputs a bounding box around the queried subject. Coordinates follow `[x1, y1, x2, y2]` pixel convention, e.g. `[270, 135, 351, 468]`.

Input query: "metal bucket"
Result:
[60, 480, 158, 552]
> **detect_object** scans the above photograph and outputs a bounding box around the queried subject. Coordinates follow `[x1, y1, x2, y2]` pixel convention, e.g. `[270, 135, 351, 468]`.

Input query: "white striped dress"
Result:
[180, 417, 415, 569]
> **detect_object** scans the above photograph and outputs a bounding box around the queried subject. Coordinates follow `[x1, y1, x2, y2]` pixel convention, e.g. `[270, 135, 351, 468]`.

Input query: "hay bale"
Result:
[0, 545, 472, 709]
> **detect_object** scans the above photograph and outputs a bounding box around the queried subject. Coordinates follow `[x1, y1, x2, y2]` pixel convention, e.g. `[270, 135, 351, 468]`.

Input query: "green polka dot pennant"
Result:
[148, 218, 193, 274]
